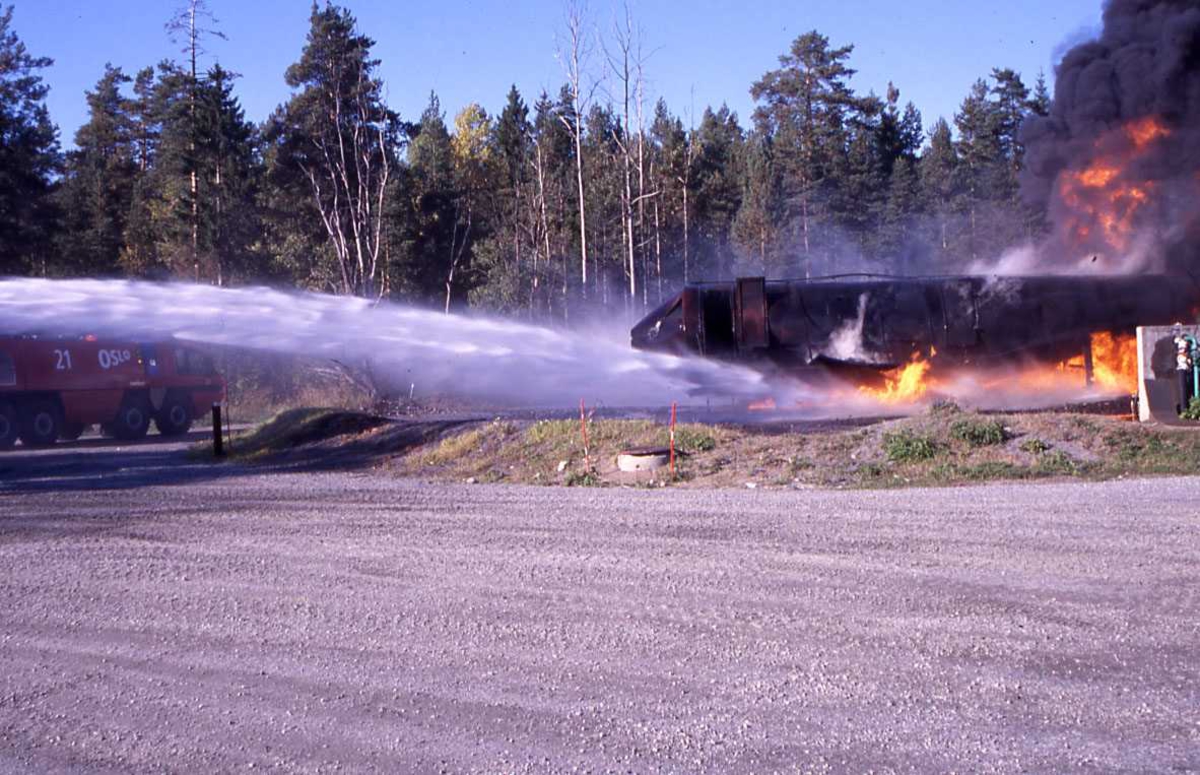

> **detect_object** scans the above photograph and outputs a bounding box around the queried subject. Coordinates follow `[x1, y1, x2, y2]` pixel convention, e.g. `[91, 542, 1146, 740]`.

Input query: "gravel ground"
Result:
[1, 469, 1198, 773]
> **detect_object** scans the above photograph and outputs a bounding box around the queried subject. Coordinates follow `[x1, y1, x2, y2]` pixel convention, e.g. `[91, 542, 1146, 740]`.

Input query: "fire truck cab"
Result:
[0, 336, 226, 449]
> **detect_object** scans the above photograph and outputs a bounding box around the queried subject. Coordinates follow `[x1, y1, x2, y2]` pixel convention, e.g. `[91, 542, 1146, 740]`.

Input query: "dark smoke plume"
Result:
[1020, 0, 1200, 275]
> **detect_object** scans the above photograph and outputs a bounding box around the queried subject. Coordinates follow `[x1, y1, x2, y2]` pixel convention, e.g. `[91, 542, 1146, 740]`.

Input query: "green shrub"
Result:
[1182, 397, 1200, 421]
[564, 470, 602, 487]
[673, 426, 717, 453]
[883, 430, 939, 462]
[950, 417, 1007, 447]
[1019, 437, 1049, 455]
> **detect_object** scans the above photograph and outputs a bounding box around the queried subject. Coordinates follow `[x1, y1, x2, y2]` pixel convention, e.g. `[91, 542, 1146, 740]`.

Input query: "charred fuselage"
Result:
[631, 274, 1199, 381]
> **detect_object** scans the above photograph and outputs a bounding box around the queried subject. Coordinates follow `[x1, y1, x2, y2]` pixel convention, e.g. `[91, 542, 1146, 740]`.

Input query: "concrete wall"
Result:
[1137, 324, 1199, 424]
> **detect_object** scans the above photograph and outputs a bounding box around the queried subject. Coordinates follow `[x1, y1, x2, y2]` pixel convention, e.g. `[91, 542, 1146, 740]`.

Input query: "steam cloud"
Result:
[1019, 0, 1200, 276]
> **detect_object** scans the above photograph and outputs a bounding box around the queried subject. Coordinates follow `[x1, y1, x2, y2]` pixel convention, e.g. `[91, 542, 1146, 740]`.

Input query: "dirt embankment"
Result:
[202, 404, 1200, 489]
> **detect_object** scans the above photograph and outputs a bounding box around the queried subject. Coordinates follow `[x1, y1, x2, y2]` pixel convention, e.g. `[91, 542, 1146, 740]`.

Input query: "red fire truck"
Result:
[0, 336, 226, 449]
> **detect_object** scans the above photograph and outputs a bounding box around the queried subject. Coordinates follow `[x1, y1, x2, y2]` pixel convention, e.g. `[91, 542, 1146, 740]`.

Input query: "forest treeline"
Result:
[0, 2, 1051, 320]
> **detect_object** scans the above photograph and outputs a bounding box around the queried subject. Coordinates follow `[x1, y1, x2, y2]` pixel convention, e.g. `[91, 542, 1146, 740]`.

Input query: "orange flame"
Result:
[1090, 331, 1138, 393]
[976, 331, 1138, 396]
[1058, 116, 1170, 253]
[859, 354, 932, 404]
[1125, 116, 1170, 149]
[851, 332, 1137, 408]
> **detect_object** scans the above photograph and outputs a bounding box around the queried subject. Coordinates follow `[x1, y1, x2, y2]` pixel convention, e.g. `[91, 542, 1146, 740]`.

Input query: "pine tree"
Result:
[400, 93, 455, 301]
[166, 0, 226, 282]
[691, 105, 743, 279]
[530, 89, 575, 318]
[142, 63, 199, 276]
[133, 62, 216, 279]
[990, 68, 1029, 201]
[874, 83, 904, 180]
[470, 85, 533, 314]
[119, 65, 169, 277]
[121, 174, 165, 277]
[833, 107, 886, 265]
[732, 128, 782, 273]
[57, 65, 137, 276]
[954, 79, 1005, 260]
[881, 156, 922, 270]
[919, 118, 960, 266]
[107, 62, 261, 282]
[750, 31, 865, 273]
[870, 87, 925, 265]
[1028, 70, 1051, 118]
[649, 98, 691, 285]
[195, 64, 261, 284]
[128, 67, 160, 172]
[0, 5, 59, 276]
[581, 102, 625, 305]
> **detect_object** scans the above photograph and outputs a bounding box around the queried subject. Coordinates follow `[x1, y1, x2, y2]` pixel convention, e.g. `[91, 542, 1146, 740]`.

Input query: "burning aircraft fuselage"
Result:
[630, 274, 1199, 384]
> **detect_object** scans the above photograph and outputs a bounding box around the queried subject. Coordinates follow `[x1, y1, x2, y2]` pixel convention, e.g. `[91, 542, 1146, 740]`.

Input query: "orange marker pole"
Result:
[669, 401, 677, 477]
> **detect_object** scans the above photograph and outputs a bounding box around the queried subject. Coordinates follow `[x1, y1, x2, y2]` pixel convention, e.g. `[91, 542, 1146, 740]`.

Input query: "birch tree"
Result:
[557, 1, 595, 297]
[445, 104, 491, 313]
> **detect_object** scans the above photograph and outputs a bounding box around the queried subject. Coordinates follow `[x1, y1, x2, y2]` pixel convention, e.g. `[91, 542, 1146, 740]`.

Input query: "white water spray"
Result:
[0, 278, 775, 407]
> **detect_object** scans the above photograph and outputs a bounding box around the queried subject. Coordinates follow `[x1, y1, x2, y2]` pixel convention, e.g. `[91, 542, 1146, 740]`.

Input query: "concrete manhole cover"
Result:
[617, 446, 671, 472]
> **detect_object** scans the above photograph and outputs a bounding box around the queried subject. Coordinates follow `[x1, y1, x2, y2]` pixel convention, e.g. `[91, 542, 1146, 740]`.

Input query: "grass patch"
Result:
[524, 418, 658, 449]
[195, 407, 390, 461]
[524, 419, 579, 446]
[238, 405, 1200, 491]
[932, 461, 1028, 482]
[883, 430, 939, 462]
[857, 463, 886, 480]
[1103, 428, 1165, 463]
[419, 420, 515, 466]
[674, 425, 717, 453]
[950, 417, 1007, 447]
[1035, 450, 1079, 476]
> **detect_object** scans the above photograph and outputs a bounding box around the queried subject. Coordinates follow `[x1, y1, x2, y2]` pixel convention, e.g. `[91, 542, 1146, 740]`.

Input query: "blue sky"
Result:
[16, 0, 1103, 147]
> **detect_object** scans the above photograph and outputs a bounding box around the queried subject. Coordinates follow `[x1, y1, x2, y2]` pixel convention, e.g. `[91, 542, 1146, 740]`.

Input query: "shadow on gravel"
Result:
[0, 420, 468, 494]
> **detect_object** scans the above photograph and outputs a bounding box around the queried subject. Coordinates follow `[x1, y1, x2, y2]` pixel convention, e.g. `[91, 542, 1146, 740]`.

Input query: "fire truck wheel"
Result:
[155, 396, 193, 437]
[110, 395, 152, 441]
[0, 402, 17, 450]
[59, 422, 87, 442]
[18, 400, 60, 448]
